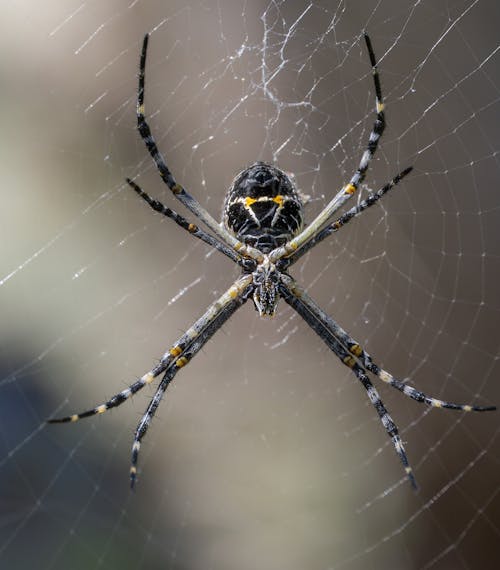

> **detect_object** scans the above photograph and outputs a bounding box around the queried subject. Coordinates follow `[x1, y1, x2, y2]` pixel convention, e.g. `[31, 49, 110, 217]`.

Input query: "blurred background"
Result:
[1, 1, 499, 569]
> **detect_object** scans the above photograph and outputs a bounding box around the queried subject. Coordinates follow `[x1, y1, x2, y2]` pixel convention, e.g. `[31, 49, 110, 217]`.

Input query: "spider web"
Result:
[1, 1, 499, 569]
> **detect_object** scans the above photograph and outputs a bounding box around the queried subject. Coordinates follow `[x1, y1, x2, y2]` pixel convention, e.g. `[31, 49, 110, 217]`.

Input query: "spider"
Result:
[49, 33, 496, 490]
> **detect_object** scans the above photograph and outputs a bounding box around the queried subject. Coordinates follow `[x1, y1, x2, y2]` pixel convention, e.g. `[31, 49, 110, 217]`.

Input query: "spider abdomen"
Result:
[223, 162, 303, 253]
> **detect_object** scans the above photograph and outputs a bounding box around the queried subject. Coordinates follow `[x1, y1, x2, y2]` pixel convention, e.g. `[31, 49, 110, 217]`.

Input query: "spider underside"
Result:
[49, 33, 495, 490]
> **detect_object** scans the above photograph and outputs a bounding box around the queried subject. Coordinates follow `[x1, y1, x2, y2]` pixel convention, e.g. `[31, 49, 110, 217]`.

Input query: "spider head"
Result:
[252, 258, 280, 317]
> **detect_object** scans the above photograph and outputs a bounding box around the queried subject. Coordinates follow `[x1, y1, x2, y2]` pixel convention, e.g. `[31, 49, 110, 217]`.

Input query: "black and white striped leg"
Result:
[346, 33, 385, 192]
[136, 34, 261, 261]
[48, 275, 253, 427]
[366, 363, 496, 412]
[279, 279, 417, 488]
[351, 362, 417, 489]
[136, 36, 201, 213]
[126, 178, 241, 264]
[270, 33, 387, 263]
[284, 167, 413, 268]
[129, 283, 252, 488]
[47, 371, 158, 424]
[282, 276, 496, 414]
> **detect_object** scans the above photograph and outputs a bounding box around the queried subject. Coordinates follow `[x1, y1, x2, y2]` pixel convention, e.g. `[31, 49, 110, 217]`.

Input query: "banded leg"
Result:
[279, 279, 417, 489]
[130, 282, 252, 488]
[127, 178, 241, 264]
[270, 33, 385, 263]
[136, 34, 262, 262]
[283, 167, 413, 268]
[281, 274, 496, 413]
[48, 274, 253, 425]
[47, 371, 158, 424]
[352, 363, 416, 489]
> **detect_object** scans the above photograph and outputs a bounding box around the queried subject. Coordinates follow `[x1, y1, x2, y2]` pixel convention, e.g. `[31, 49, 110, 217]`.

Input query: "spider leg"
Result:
[284, 166, 413, 268]
[47, 274, 253, 426]
[129, 277, 253, 488]
[270, 33, 385, 263]
[347, 33, 385, 193]
[279, 277, 417, 489]
[126, 178, 241, 264]
[281, 275, 495, 413]
[136, 34, 262, 262]
[351, 363, 417, 489]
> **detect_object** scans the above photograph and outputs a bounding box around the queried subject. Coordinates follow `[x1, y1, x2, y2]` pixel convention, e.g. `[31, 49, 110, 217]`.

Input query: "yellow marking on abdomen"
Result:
[70, 414, 79, 422]
[172, 183, 183, 194]
[463, 405, 472, 412]
[170, 346, 182, 357]
[345, 183, 356, 195]
[376, 101, 385, 113]
[96, 405, 107, 414]
[241, 195, 285, 208]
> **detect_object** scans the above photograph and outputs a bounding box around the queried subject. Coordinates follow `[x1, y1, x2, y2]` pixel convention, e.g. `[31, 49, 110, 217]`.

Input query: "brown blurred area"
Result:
[0, 2, 498, 569]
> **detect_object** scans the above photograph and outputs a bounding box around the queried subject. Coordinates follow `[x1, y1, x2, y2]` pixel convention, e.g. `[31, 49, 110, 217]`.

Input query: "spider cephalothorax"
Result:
[49, 33, 495, 490]
[223, 162, 303, 253]
[251, 257, 281, 317]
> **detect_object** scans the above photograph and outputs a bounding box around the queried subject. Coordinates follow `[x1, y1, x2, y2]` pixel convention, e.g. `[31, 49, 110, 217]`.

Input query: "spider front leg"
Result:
[129, 279, 252, 487]
[49, 274, 254, 488]
[280, 276, 496, 488]
[283, 276, 495, 413]
[279, 279, 417, 488]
